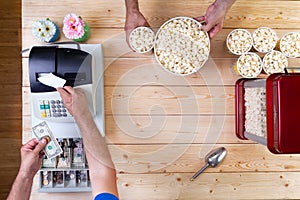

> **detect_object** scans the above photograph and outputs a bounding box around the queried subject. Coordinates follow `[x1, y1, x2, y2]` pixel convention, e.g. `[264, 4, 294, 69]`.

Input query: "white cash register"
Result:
[29, 43, 105, 138]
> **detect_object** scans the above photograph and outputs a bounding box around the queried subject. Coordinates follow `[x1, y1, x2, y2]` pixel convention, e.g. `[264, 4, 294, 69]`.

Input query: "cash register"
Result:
[28, 43, 105, 192]
[29, 43, 105, 138]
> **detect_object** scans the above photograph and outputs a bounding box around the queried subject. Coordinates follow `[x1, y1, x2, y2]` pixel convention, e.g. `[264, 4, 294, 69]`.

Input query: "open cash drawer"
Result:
[39, 138, 91, 192]
[235, 73, 300, 154]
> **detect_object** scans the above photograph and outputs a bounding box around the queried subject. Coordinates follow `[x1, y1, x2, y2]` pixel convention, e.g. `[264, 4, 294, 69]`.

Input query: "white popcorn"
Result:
[263, 50, 288, 74]
[280, 32, 300, 58]
[226, 29, 253, 55]
[129, 27, 155, 53]
[244, 87, 267, 138]
[252, 27, 278, 53]
[237, 52, 262, 78]
[154, 17, 210, 75]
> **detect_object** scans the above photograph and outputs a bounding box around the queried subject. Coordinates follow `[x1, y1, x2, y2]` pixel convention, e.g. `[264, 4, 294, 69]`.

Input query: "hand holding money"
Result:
[19, 138, 48, 178]
[32, 121, 63, 159]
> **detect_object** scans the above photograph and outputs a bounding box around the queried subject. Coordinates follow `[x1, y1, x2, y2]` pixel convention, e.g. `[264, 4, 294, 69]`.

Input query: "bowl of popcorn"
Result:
[129, 26, 155, 53]
[236, 52, 263, 78]
[279, 32, 300, 58]
[252, 27, 278, 53]
[226, 29, 253, 55]
[154, 17, 210, 76]
[263, 50, 288, 74]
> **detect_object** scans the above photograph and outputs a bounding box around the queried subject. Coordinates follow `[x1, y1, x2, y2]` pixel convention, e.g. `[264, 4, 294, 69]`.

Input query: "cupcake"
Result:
[63, 13, 90, 42]
[32, 18, 60, 43]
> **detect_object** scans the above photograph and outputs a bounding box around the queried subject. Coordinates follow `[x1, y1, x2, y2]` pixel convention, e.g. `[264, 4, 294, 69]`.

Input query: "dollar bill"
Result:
[32, 121, 63, 159]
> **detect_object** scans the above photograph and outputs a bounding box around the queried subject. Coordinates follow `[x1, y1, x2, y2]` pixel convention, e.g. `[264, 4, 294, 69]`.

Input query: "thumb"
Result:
[194, 16, 205, 23]
[201, 23, 213, 33]
[34, 138, 47, 153]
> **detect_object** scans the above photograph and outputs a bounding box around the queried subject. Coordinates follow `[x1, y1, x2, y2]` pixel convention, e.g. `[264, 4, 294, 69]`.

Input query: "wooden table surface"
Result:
[22, 0, 300, 199]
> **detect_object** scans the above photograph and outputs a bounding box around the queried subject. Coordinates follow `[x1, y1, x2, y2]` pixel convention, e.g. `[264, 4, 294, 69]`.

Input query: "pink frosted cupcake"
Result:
[63, 13, 90, 42]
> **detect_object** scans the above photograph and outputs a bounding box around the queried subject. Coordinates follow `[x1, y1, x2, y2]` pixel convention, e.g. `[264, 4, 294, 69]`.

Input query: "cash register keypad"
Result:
[39, 100, 72, 118]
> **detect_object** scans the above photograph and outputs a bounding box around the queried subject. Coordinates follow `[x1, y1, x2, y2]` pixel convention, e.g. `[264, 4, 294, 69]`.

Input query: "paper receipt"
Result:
[38, 73, 66, 88]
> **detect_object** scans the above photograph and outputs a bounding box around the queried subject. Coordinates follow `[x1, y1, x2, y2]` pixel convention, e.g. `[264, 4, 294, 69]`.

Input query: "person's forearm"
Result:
[74, 112, 118, 197]
[214, 0, 236, 11]
[7, 172, 33, 200]
[125, 0, 139, 14]
[74, 112, 114, 169]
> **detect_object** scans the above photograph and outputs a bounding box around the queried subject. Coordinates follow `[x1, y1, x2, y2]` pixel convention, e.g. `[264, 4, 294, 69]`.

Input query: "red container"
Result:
[235, 73, 300, 154]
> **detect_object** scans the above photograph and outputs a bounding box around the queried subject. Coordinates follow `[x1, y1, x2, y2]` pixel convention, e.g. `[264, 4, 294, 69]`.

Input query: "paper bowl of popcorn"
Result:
[278, 32, 300, 58]
[226, 29, 253, 55]
[129, 26, 155, 53]
[252, 27, 278, 53]
[263, 50, 288, 74]
[154, 17, 210, 76]
[236, 52, 262, 78]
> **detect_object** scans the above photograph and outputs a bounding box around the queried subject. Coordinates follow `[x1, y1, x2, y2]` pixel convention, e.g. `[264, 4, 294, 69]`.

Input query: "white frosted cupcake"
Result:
[32, 18, 60, 43]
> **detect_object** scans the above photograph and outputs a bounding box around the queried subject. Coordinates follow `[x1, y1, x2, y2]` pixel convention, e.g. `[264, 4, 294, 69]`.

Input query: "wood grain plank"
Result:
[116, 172, 300, 200]
[0, 0, 22, 198]
[22, 85, 235, 116]
[0, 47, 21, 58]
[104, 115, 244, 144]
[22, 0, 300, 29]
[0, 120, 22, 140]
[105, 85, 234, 115]
[102, 57, 240, 86]
[22, 115, 249, 144]
[0, 29, 21, 47]
[0, 59, 22, 84]
[0, 85, 22, 120]
[108, 144, 300, 173]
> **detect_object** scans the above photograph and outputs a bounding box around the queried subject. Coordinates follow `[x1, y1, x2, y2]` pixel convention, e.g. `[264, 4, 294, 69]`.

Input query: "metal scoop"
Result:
[190, 147, 227, 181]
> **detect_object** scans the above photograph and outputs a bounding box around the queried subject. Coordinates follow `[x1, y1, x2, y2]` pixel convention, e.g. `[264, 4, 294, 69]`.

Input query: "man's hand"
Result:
[57, 86, 90, 118]
[19, 138, 47, 179]
[124, 10, 150, 49]
[195, 0, 235, 39]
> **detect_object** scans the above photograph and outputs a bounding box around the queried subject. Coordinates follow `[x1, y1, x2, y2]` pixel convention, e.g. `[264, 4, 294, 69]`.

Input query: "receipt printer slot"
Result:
[29, 46, 92, 93]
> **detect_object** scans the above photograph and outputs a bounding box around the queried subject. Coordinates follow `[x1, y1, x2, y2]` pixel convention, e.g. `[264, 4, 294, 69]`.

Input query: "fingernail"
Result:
[41, 138, 46, 144]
